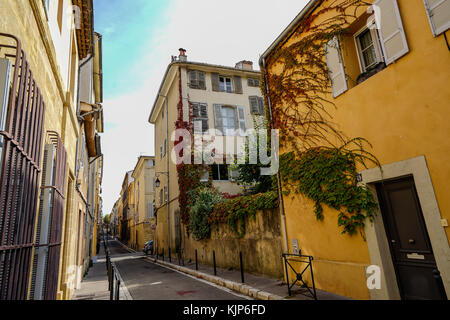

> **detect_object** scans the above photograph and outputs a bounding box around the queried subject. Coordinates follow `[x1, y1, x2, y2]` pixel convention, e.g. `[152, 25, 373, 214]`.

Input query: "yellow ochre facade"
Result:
[261, 0, 450, 300]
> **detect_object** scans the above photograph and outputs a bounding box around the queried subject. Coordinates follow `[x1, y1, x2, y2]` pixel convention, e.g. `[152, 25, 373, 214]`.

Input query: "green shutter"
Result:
[234, 76, 243, 94]
[211, 73, 220, 92]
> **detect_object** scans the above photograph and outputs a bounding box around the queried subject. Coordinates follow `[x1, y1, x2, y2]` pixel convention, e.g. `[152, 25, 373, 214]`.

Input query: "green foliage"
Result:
[189, 188, 224, 241]
[280, 149, 378, 235]
[103, 214, 110, 224]
[211, 192, 279, 238]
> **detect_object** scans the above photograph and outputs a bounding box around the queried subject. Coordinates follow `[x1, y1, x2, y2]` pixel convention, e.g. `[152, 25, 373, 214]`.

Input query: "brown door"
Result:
[376, 177, 447, 300]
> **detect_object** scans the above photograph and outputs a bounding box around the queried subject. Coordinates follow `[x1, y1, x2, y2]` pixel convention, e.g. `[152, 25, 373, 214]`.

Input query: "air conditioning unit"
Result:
[0, 58, 11, 132]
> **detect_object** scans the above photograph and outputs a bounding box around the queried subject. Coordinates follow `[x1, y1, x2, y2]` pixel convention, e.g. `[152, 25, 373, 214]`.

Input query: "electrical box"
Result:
[0, 58, 12, 131]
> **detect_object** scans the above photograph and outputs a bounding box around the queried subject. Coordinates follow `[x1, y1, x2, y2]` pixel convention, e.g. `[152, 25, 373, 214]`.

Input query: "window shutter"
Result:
[237, 106, 246, 136]
[374, 0, 409, 65]
[258, 97, 265, 116]
[198, 71, 206, 89]
[234, 76, 243, 94]
[325, 36, 348, 98]
[189, 70, 198, 89]
[194, 120, 202, 134]
[214, 104, 223, 135]
[249, 96, 260, 114]
[211, 73, 220, 91]
[152, 177, 155, 192]
[423, 0, 450, 36]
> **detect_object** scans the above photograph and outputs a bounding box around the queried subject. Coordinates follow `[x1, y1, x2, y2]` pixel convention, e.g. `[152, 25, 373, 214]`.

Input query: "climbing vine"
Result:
[262, 0, 380, 236]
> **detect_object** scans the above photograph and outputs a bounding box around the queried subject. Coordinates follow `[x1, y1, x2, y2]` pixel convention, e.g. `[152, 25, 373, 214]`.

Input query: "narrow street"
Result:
[106, 238, 247, 300]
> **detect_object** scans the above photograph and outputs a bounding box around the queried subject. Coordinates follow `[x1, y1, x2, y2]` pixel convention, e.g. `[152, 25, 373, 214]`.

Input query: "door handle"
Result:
[409, 239, 416, 244]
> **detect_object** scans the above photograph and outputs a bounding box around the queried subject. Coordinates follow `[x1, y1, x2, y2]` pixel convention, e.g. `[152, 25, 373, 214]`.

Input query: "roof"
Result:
[131, 156, 155, 178]
[259, 0, 319, 67]
[72, 0, 94, 59]
[148, 60, 261, 124]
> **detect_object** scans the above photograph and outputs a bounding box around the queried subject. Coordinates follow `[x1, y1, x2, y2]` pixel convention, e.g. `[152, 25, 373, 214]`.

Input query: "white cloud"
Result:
[101, 0, 309, 214]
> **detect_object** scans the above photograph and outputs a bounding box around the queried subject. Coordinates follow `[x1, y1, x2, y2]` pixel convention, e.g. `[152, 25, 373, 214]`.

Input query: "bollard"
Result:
[162, 248, 165, 262]
[240, 252, 245, 283]
[169, 248, 171, 263]
[115, 278, 121, 301]
[195, 249, 198, 271]
[213, 251, 217, 276]
[110, 267, 115, 300]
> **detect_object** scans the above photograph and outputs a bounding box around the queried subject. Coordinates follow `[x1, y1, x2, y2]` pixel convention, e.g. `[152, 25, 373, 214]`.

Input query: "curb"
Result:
[148, 258, 284, 301]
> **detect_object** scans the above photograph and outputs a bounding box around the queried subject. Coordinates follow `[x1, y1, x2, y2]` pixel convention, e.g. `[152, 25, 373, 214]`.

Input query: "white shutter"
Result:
[214, 104, 223, 135]
[325, 36, 348, 98]
[0, 59, 11, 131]
[374, 0, 409, 65]
[424, 0, 450, 36]
[237, 106, 246, 136]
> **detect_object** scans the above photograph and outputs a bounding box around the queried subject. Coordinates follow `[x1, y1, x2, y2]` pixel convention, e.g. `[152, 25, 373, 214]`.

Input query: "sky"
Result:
[93, 0, 309, 215]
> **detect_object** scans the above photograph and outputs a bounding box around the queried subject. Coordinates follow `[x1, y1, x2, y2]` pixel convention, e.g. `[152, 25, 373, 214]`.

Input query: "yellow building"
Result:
[148, 51, 265, 256]
[0, 0, 102, 300]
[260, 0, 450, 300]
[130, 156, 156, 251]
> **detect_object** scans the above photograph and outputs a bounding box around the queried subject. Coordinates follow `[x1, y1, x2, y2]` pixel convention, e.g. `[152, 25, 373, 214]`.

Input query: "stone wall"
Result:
[182, 208, 284, 279]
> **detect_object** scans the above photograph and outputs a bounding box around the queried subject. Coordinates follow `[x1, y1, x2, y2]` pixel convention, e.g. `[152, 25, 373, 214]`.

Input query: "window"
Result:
[247, 78, 260, 87]
[354, 23, 383, 73]
[211, 164, 229, 181]
[159, 189, 163, 206]
[192, 103, 209, 133]
[147, 202, 154, 219]
[249, 96, 264, 115]
[189, 70, 206, 89]
[200, 167, 210, 182]
[214, 104, 246, 136]
[222, 106, 236, 133]
[219, 76, 233, 93]
[160, 145, 163, 160]
[152, 177, 156, 192]
[164, 186, 168, 202]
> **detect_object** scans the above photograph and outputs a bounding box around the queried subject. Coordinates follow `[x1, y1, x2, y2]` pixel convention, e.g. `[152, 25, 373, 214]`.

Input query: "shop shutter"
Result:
[423, 0, 450, 36]
[374, 0, 409, 65]
[325, 36, 348, 98]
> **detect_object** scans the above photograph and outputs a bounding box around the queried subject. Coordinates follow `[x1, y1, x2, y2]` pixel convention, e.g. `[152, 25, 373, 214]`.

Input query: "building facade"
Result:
[260, 0, 450, 300]
[148, 50, 265, 257]
[0, 0, 103, 300]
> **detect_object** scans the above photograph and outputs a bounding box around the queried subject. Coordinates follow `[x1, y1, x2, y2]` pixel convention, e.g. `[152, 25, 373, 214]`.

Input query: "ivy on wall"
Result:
[262, 0, 380, 236]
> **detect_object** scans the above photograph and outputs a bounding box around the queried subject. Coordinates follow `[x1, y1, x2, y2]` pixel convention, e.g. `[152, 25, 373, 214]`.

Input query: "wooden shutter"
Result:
[325, 36, 348, 98]
[234, 76, 243, 94]
[214, 104, 223, 135]
[374, 0, 409, 65]
[189, 70, 198, 89]
[249, 96, 260, 114]
[198, 71, 206, 89]
[201, 104, 208, 132]
[237, 106, 246, 135]
[211, 73, 220, 91]
[258, 97, 265, 115]
[424, 0, 450, 36]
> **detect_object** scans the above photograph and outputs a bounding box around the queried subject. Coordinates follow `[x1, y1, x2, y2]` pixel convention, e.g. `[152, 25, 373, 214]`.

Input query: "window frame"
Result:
[219, 75, 233, 93]
[211, 164, 230, 182]
[353, 19, 384, 73]
[191, 102, 209, 134]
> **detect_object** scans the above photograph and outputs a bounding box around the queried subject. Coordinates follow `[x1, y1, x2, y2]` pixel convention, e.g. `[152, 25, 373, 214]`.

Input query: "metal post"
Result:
[115, 278, 120, 301]
[309, 256, 317, 300]
[283, 255, 291, 296]
[195, 250, 198, 271]
[169, 248, 171, 263]
[240, 252, 244, 283]
[162, 248, 165, 261]
[110, 267, 115, 300]
[213, 251, 217, 276]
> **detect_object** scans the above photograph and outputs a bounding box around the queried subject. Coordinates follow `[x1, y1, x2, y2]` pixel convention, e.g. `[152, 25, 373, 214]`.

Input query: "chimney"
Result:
[179, 48, 187, 62]
[235, 60, 253, 71]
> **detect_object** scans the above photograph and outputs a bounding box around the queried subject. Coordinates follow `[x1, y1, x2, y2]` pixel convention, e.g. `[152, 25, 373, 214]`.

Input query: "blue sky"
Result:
[94, 0, 309, 215]
[94, 0, 169, 99]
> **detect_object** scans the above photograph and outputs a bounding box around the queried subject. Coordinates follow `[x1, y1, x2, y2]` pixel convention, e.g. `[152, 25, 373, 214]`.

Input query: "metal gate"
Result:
[0, 33, 46, 300]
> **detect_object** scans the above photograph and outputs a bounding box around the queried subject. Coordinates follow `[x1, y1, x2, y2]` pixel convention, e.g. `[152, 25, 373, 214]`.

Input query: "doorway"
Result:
[376, 176, 447, 300]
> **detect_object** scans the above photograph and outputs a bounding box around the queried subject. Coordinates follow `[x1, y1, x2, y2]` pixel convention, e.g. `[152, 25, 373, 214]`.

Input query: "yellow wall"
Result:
[266, 0, 450, 299]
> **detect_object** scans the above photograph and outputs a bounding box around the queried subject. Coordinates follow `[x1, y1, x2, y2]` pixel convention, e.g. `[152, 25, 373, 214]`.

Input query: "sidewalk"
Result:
[116, 240, 351, 301]
[71, 238, 131, 300]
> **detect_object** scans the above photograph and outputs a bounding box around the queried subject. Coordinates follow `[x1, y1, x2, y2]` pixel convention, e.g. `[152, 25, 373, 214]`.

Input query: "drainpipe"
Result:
[158, 95, 171, 254]
[262, 57, 289, 254]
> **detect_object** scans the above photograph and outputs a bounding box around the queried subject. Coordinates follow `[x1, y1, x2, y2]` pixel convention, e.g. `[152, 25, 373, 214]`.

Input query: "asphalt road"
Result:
[107, 239, 247, 300]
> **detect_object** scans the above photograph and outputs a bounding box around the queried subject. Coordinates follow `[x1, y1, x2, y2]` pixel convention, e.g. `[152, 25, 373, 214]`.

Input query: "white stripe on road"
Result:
[144, 260, 253, 300]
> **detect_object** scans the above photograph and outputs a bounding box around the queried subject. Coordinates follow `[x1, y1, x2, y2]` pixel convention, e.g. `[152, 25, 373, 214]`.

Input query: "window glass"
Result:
[221, 106, 236, 133]
[211, 164, 229, 181]
[358, 29, 377, 70]
[219, 76, 233, 93]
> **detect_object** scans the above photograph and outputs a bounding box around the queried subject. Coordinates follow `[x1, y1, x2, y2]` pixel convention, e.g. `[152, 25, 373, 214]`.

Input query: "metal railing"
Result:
[102, 235, 122, 300]
[282, 253, 317, 300]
